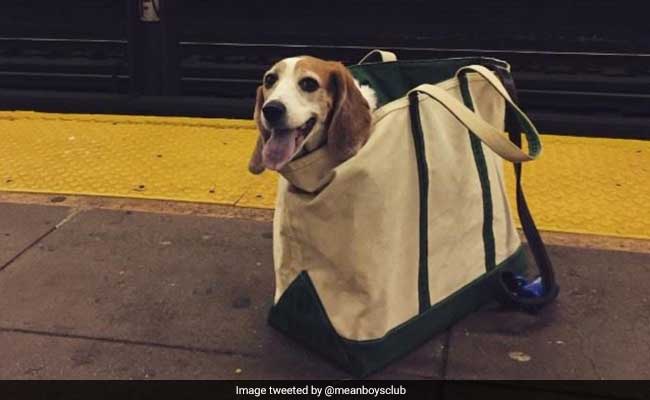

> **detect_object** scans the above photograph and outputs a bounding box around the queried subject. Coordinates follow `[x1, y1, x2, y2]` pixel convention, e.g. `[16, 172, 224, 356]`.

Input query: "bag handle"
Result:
[358, 49, 397, 64]
[408, 65, 558, 312]
[407, 79, 540, 162]
[456, 65, 542, 159]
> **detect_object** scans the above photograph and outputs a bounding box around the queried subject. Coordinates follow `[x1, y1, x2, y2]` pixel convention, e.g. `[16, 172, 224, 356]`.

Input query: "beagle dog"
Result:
[248, 56, 377, 174]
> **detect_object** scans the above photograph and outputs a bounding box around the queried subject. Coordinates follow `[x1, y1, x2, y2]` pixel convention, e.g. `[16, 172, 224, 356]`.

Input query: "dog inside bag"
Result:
[247, 52, 558, 377]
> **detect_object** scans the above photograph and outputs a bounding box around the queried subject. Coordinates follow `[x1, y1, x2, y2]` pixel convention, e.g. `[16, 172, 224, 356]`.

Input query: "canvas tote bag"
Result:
[267, 50, 559, 377]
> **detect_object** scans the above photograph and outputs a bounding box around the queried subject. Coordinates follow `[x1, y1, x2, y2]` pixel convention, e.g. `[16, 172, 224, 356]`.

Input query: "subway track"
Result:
[0, 37, 648, 139]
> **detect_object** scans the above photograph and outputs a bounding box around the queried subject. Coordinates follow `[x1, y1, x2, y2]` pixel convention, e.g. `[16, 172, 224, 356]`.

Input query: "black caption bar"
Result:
[1, 380, 649, 400]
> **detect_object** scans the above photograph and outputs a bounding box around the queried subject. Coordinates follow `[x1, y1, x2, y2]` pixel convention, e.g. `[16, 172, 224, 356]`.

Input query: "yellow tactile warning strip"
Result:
[0, 111, 648, 239]
[0, 111, 266, 206]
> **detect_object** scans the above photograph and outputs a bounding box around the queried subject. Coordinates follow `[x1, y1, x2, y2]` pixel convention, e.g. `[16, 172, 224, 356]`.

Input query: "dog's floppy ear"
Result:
[327, 62, 372, 161]
[248, 85, 267, 174]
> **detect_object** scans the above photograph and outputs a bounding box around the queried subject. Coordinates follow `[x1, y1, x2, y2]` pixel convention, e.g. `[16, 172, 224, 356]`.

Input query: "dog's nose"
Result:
[262, 101, 286, 124]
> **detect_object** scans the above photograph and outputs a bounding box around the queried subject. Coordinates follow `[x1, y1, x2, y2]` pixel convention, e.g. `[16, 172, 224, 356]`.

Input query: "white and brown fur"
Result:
[248, 56, 377, 174]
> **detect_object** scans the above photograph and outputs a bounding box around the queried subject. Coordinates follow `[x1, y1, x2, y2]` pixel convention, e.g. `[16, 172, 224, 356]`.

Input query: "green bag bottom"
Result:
[268, 247, 528, 377]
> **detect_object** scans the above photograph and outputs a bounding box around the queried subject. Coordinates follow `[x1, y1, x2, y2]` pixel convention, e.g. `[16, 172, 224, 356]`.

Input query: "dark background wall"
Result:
[0, 0, 648, 138]
[177, 0, 648, 52]
[0, 0, 127, 39]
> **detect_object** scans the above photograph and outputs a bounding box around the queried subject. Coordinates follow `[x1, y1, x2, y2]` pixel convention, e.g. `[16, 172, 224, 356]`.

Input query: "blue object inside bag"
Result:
[512, 275, 546, 298]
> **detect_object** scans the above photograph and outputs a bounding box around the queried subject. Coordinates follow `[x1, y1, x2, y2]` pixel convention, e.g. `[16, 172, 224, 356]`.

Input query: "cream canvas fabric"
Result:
[271, 61, 536, 341]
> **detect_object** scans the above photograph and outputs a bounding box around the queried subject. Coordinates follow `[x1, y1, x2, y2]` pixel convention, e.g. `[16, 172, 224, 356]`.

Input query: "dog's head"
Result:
[248, 56, 374, 174]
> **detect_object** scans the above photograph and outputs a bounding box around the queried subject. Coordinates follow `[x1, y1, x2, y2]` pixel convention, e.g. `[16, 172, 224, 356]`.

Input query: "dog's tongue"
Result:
[262, 130, 297, 171]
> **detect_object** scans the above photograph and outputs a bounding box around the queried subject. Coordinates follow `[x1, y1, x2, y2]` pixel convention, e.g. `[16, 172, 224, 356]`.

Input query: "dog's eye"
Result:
[299, 77, 319, 92]
[264, 73, 277, 88]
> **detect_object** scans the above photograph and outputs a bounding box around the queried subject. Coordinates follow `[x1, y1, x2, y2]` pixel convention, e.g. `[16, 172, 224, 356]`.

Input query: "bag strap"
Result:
[456, 65, 543, 159]
[358, 49, 397, 64]
[406, 80, 540, 162]
[408, 65, 559, 312]
[492, 68, 560, 312]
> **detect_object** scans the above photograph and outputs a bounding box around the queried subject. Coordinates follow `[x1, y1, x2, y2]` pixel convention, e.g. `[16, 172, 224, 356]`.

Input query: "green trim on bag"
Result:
[459, 74, 497, 271]
[268, 246, 528, 377]
[408, 92, 432, 313]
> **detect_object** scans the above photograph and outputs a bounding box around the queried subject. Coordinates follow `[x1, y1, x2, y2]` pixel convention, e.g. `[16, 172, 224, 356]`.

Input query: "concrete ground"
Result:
[0, 195, 649, 383]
